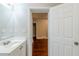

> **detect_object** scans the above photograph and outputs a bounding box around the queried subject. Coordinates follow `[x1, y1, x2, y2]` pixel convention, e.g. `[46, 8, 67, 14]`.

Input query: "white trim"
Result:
[30, 7, 49, 13]
[37, 36, 48, 39]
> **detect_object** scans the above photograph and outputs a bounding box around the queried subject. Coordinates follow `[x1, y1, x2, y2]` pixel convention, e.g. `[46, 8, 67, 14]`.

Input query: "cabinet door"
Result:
[9, 41, 26, 56]
[9, 47, 20, 56]
[19, 41, 26, 56]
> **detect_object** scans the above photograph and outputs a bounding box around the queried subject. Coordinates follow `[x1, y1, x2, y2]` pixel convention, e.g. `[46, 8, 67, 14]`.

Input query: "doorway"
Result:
[33, 23, 36, 40]
[32, 13, 48, 56]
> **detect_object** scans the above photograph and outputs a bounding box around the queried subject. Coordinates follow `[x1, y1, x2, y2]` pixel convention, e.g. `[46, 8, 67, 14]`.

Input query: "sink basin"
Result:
[0, 40, 20, 47]
[0, 41, 10, 46]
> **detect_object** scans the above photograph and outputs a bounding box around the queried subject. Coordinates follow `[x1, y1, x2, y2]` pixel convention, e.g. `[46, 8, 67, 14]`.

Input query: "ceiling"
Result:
[26, 3, 61, 7]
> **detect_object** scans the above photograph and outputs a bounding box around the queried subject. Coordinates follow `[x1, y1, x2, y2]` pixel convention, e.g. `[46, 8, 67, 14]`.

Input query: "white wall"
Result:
[33, 19, 48, 39]
[37, 19, 48, 39]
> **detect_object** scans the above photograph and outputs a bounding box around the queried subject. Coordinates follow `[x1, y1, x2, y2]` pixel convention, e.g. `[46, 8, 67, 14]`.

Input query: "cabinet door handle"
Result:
[20, 46, 23, 50]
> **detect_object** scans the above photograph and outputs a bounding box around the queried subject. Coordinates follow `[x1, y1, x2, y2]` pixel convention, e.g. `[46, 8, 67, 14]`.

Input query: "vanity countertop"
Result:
[0, 36, 27, 54]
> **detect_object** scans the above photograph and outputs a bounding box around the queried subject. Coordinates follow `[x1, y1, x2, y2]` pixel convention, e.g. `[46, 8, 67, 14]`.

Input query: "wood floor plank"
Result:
[32, 39, 48, 56]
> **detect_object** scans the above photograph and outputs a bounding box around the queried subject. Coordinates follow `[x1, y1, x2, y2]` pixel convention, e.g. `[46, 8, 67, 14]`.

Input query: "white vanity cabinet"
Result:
[8, 41, 26, 56]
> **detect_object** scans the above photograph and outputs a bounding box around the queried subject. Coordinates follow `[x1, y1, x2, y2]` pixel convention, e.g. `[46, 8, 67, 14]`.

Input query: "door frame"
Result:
[29, 7, 49, 56]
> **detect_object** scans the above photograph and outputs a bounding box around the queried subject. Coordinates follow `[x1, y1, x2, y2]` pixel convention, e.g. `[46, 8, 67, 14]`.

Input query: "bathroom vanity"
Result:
[0, 37, 27, 56]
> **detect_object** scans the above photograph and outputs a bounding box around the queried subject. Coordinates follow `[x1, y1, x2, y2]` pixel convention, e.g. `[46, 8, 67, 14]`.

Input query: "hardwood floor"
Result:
[32, 39, 48, 56]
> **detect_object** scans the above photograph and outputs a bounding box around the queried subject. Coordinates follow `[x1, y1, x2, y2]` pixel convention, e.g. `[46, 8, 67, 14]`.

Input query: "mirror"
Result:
[0, 4, 15, 40]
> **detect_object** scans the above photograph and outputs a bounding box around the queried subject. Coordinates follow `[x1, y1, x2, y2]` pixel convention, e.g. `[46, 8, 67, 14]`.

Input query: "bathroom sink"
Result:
[0, 40, 19, 47]
[0, 41, 10, 46]
[0, 37, 26, 54]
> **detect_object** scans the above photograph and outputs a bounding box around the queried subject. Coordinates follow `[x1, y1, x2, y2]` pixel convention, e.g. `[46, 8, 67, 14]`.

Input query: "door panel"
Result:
[51, 42, 73, 56]
[63, 16, 73, 38]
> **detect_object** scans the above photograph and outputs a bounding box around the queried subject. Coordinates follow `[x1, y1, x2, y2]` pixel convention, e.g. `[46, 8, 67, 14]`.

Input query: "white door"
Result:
[49, 4, 79, 56]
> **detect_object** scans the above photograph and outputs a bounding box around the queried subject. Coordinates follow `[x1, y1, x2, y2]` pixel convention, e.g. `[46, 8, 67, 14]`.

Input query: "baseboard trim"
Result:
[37, 36, 48, 39]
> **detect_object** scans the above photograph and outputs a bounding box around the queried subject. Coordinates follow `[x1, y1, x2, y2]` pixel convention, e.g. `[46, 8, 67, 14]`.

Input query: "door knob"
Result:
[74, 42, 79, 46]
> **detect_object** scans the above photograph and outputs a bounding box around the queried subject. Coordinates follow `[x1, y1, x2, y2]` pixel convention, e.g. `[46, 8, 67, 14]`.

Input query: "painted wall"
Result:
[33, 19, 48, 39]
[37, 19, 48, 39]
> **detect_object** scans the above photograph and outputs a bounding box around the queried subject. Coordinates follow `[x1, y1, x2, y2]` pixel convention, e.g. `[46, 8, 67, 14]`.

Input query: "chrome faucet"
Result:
[3, 41, 11, 45]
